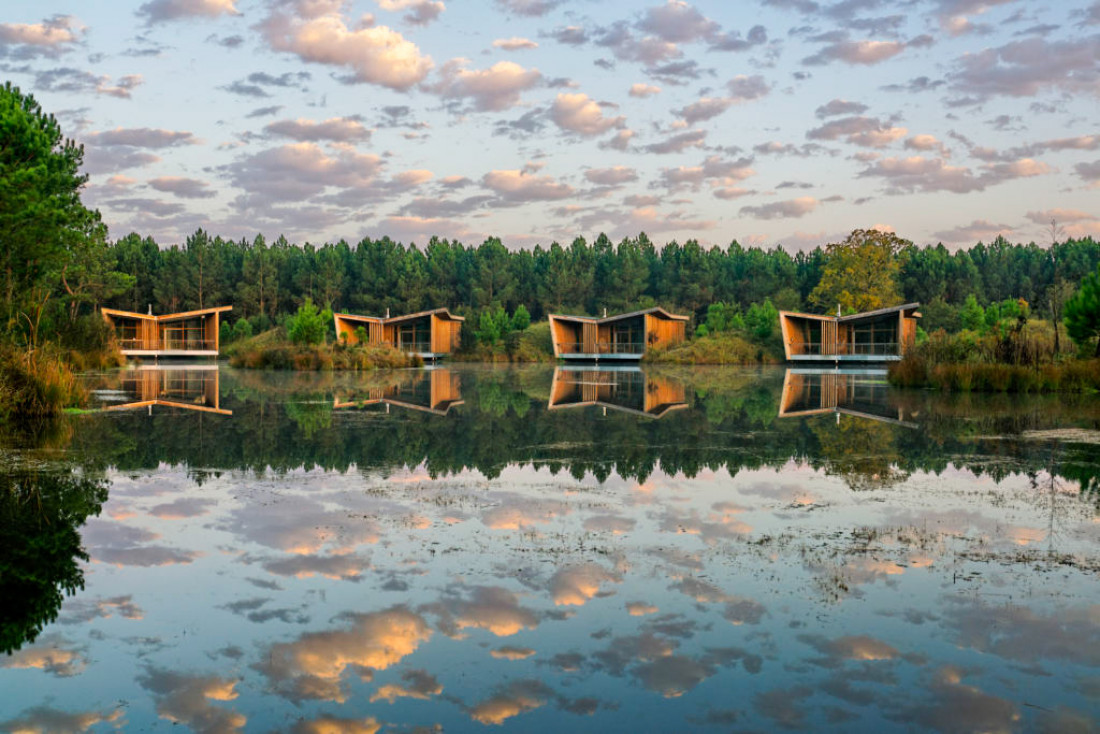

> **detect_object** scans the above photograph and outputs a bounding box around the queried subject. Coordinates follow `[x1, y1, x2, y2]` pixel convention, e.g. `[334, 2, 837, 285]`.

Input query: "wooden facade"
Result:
[779, 303, 920, 362]
[334, 308, 464, 359]
[548, 367, 687, 418]
[549, 308, 689, 361]
[106, 366, 230, 415]
[102, 306, 232, 358]
[333, 368, 463, 415]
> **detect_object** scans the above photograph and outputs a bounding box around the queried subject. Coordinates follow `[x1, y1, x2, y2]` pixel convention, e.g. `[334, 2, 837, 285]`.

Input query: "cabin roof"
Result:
[549, 307, 690, 324]
[102, 306, 233, 322]
[334, 307, 465, 324]
[779, 303, 921, 323]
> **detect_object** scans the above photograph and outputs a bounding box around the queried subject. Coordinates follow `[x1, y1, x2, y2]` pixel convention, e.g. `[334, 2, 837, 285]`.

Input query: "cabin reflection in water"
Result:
[334, 368, 464, 415]
[778, 369, 916, 426]
[548, 367, 688, 418]
[105, 366, 230, 415]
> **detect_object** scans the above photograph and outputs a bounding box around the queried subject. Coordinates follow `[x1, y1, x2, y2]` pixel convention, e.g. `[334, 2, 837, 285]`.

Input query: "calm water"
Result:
[1, 365, 1098, 733]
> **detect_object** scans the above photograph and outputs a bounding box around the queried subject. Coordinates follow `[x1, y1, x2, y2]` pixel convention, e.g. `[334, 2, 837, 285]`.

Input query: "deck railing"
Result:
[118, 338, 218, 351]
[789, 342, 900, 357]
[556, 342, 646, 355]
[399, 341, 433, 354]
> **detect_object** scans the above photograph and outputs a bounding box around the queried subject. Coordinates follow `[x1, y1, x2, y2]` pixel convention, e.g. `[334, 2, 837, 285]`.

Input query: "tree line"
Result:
[99, 228, 1099, 335]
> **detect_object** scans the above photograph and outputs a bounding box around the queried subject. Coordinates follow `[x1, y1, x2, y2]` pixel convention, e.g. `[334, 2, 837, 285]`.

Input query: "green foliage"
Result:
[511, 303, 531, 331]
[0, 469, 108, 654]
[1065, 264, 1100, 356]
[744, 299, 779, 340]
[0, 346, 86, 418]
[959, 294, 985, 331]
[809, 229, 909, 313]
[232, 318, 253, 342]
[287, 298, 326, 346]
[646, 331, 781, 364]
[704, 302, 745, 334]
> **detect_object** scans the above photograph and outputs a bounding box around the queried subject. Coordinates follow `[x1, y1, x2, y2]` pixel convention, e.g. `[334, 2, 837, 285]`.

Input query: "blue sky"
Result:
[2, 0, 1098, 250]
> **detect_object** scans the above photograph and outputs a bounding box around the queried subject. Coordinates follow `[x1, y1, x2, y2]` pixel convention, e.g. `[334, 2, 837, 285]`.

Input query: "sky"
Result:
[2, 0, 1098, 252]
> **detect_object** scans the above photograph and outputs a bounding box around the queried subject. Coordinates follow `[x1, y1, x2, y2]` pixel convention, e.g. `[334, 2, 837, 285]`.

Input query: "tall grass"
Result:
[0, 347, 87, 417]
[229, 337, 420, 370]
[889, 326, 1100, 393]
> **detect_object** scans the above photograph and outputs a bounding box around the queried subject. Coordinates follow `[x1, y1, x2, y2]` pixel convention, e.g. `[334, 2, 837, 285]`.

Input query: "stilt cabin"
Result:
[548, 367, 687, 418]
[779, 303, 920, 362]
[333, 369, 463, 415]
[106, 366, 230, 415]
[548, 308, 689, 360]
[777, 369, 916, 427]
[102, 306, 232, 358]
[333, 308, 464, 360]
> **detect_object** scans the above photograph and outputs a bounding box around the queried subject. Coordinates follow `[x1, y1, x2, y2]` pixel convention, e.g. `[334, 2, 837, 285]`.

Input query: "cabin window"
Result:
[611, 319, 643, 353]
[398, 320, 431, 352]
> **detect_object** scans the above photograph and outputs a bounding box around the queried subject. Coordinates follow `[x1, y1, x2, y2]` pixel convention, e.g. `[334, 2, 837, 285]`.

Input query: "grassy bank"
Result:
[644, 332, 783, 365]
[0, 347, 89, 418]
[452, 322, 554, 363]
[228, 330, 420, 370]
[888, 327, 1100, 393]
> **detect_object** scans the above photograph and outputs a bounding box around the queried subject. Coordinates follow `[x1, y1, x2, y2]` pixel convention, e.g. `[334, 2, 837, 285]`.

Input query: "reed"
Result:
[0, 347, 88, 417]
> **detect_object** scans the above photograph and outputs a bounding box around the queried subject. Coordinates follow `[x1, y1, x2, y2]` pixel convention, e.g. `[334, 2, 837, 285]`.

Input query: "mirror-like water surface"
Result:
[2, 365, 1098, 732]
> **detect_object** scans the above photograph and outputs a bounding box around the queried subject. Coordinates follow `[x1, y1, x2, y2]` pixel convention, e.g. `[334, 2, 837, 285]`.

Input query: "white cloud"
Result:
[629, 83, 661, 97]
[265, 117, 372, 142]
[584, 166, 638, 185]
[261, 3, 433, 90]
[137, 0, 240, 24]
[483, 168, 573, 201]
[550, 93, 625, 136]
[493, 37, 538, 51]
[740, 196, 819, 220]
[432, 59, 542, 111]
[377, 0, 445, 26]
[0, 15, 85, 52]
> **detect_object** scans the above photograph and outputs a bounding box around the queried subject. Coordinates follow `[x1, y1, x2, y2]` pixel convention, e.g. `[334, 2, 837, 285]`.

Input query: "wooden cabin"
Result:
[777, 369, 915, 426]
[102, 306, 232, 358]
[779, 303, 920, 362]
[334, 308, 464, 360]
[333, 369, 463, 415]
[548, 308, 689, 361]
[548, 367, 687, 418]
[105, 365, 230, 415]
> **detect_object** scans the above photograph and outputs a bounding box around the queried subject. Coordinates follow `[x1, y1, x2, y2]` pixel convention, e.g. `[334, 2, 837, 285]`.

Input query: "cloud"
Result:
[290, 716, 382, 734]
[549, 563, 621, 605]
[137, 0, 240, 24]
[26, 68, 143, 98]
[950, 36, 1100, 99]
[644, 129, 706, 154]
[727, 74, 770, 101]
[148, 177, 217, 200]
[804, 39, 906, 65]
[675, 97, 733, 124]
[584, 166, 638, 186]
[495, 0, 562, 16]
[740, 196, 818, 220]
[0, 707, 122, 734]
[139, 668, 247, 732]
[258, 607, 432, 702]
[223, 70, 311, 98]
[84, 149, 161, 174]
[601, 129, 636, 151]
[86, 127, 197, 148]
[629, 83, 661, 97]
[491, 646, 536, 660]
[494, 37, 537, 51]
[377, 0, 445, 26]
[905, 134, 948, 156]
[932, 218, 1013, 243]
[265, 117, 371, 142]
[1075, 160, 1100, 181]
[432, 586, 539, 637]
[859, 155, 1050, 194]
[1, 636, 87, 677]
[482, 168, 573, 203]
[468, 680, 552, 725]
[550, 92, 625, 136]
[0, 15, 85, 57]
[806, 116, 907, 148]
[260, 2, 433, 90]
[368, 669, 442, 702]
[638, 1, 719, 43]
[815, 98, 868, 118]
[431, 59, 541, 111]
[659, 155, 755, 190]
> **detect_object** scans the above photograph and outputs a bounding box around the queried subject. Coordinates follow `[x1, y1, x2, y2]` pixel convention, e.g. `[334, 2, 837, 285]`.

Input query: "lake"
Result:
[2, 364, 1098, 732]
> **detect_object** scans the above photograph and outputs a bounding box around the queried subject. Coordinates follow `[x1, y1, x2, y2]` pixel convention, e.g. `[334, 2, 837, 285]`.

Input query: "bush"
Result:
[645, 331, 781, 364]
[232, 318, 253, 342]
[0, 347, 86, 417]
[287, 298, 326, 346]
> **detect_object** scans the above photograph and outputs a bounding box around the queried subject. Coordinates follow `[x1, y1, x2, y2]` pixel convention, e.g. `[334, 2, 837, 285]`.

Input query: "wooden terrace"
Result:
[102, 306, 232, 358]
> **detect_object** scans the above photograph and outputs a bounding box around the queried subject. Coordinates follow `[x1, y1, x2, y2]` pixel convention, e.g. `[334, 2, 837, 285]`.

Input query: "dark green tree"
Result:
[1064, 264, 1100, 356]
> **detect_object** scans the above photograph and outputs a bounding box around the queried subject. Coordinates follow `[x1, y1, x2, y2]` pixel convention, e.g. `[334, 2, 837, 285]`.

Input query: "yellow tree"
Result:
[809, 229, 909, 313]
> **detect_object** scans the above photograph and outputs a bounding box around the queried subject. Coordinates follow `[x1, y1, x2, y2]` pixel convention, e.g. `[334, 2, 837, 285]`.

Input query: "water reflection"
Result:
[549, 366, 687, 418]
[98, 365, 230, 415]
[1, 365, 1098, 732]
[778, 368, 917, 426]
[334, 367, 464, 415]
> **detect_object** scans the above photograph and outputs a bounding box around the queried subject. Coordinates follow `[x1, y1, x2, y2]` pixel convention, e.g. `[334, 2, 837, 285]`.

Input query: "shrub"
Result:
[0, 347, 86, 417]
[287, 298, 326, 346]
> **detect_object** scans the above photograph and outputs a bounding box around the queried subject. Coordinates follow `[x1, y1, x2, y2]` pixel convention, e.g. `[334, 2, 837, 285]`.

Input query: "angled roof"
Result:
[335, 307, 465, 324]
[549, 307, 689, 324]
[102, 306, 232, 322]
[779, 303, 920, 323]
